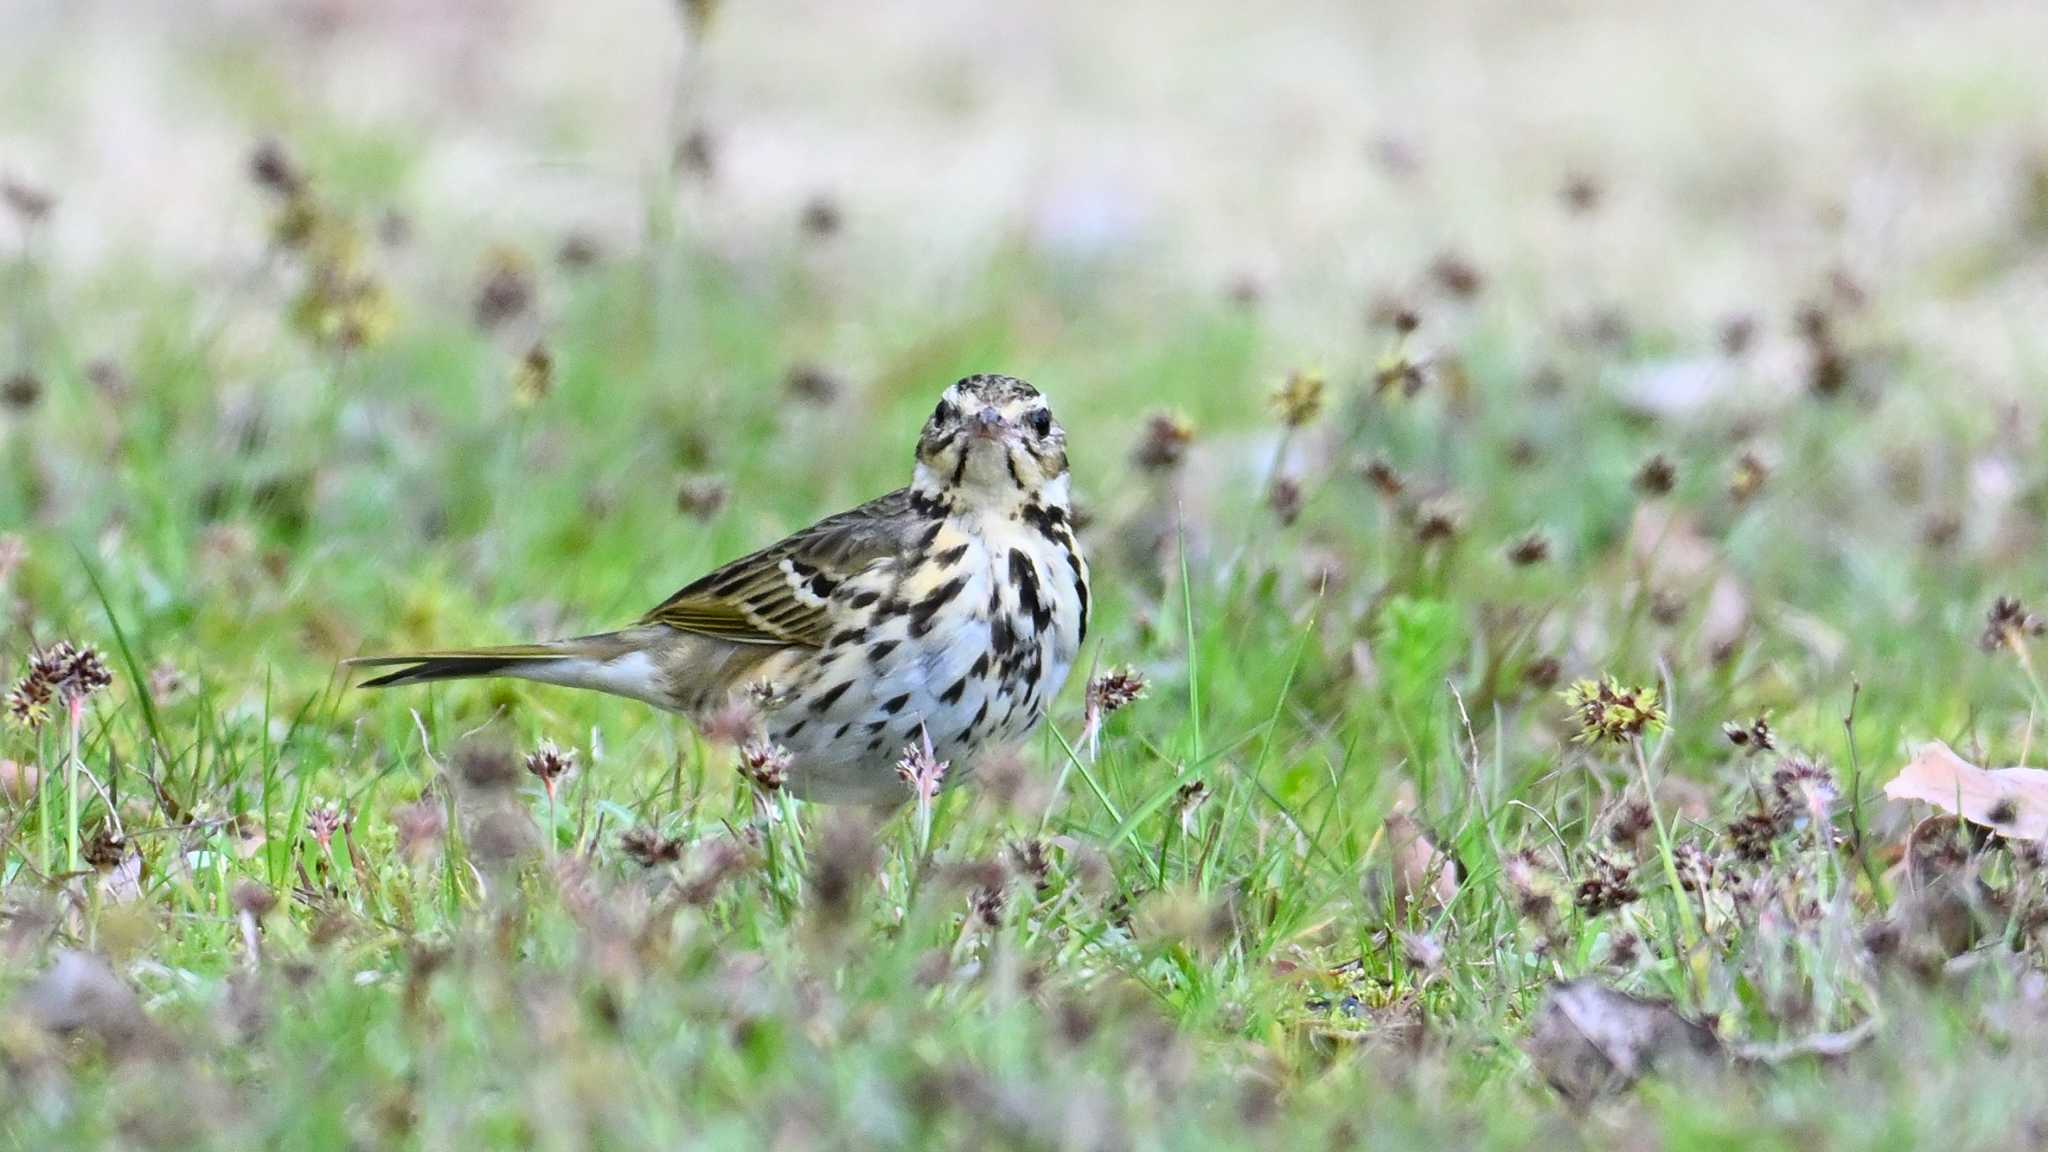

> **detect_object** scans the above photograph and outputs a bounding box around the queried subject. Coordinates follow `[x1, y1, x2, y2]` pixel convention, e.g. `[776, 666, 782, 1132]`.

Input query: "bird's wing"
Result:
[640, 488, 923, 646]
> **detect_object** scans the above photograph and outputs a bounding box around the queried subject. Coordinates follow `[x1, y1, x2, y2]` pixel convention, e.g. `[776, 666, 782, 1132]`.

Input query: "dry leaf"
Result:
[1379, 785, 1457, 918]
[1527, 979, 1720, 1105]
[1883, 741, 2048, 840]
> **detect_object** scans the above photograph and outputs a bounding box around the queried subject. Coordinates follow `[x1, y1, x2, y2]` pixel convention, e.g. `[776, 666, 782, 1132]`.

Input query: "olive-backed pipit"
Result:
[349, 374, 1090, 802]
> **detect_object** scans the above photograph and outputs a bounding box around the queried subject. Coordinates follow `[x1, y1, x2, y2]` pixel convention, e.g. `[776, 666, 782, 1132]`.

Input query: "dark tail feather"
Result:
[346, 645, 570, 688]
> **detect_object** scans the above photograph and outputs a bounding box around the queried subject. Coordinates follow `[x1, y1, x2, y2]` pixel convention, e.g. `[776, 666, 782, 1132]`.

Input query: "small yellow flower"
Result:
[1563, 677, 1667, 746]
[1270, 369, 1325, 428]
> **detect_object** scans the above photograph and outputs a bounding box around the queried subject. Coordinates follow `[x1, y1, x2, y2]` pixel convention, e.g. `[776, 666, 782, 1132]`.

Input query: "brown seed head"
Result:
[1, 372, 40, 412]
[739, 738, 792, 795]
[1633, 454, 1676, 496]
[1132, 410, 1194, 472]
[676, 474, 730, 522]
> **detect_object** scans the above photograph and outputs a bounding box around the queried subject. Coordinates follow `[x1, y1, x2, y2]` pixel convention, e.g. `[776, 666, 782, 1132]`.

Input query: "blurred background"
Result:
[7, 0, 2047, 373]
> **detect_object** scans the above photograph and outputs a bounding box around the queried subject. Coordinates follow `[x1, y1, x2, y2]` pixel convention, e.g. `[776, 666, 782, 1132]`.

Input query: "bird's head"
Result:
[912, 374, 1070, 511]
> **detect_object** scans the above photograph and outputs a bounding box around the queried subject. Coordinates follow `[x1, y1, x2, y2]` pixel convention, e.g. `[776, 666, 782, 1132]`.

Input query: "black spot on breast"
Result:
[1066, 548, 1090, 644]
[849, 589, 880, 609]
[867, 720, 888, 734]
[910, 575, 968, 635]
[810, 681, 852, 714]
[969, 652, 989, 677]
[941, 674, 970, 705]
[1020, 502, 1068, 544]
[970, 700, 988, 729]
[786, 719, 809, 739]
[1009, 549, 1047, 629]
[934, 542, 969, 568]
[883, 693, 911, 714]
[991, 615, 1015, 657]
[828, 625, 868, 648]
[868, 639, 900, 662]
[833, 722, 852, 740]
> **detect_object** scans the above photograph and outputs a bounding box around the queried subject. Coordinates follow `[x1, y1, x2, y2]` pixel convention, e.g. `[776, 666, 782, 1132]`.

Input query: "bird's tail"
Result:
[345, 631, 655, 693]
[346, 643, 571, 688]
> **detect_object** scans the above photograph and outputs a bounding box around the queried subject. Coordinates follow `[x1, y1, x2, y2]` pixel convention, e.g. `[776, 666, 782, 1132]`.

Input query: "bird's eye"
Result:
[933, 399, 959, 425]
[1028, 408, 1053, 436]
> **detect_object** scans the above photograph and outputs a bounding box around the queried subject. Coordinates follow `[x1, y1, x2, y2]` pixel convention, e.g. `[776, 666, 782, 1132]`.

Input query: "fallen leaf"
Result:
[1379, 786, 1458, 918]
[1527, 979, 1720, 1104]
[1883, 741, 2048, 840]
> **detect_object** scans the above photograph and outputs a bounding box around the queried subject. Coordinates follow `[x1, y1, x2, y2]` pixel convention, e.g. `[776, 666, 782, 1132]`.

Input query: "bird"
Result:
[348, 374, 1091, 803]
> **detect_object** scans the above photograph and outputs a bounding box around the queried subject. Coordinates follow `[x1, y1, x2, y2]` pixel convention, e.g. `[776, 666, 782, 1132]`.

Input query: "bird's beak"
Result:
[969, 408, 1008, 441]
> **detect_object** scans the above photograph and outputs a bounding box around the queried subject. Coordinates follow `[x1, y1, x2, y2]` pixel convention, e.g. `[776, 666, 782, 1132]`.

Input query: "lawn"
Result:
[6, 3, 2048, 1148]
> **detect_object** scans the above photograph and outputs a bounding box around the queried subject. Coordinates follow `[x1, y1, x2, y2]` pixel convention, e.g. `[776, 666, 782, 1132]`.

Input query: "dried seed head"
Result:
[231, 880, 278, 919]
[82, 825, 128, 871]
[1605, 798, 1654, 847]
[473, 249, 535, 330]
[248, 139, 304, 197]
[675, 124, 717, 178]
[1768, 755, 1837, 823]
[1560, 171, 1603, 214]
[1633, 454, 1677, 496]
[524, 740, 577, 794]
[1006, 838, 1053, 893]
[894, 733, 949, 804]
[1574, 851, 1640, 916]
[23, 641, 113, 707]
[1719, 314, 1758, 357]
[1267, 476, 1304, 526]
[619, 825, 685, 868]
[1173, 779, 1210, 835]
[784, 363, 843, 405]
[1507, 531, 1552, 567]
[2, 177, 53, 227]
[1361, 457, 1406, 499]
[1414, 498, 1462, 545]
[1563, 677, 1667, 746]
[1981, 596, 2046, 653]
[1672, 843, 1721, 894]
[306, 804, 344, 850]
[392, 799, 446, 862]
[1429, 251, 1484, 299]
[676, 474, 730, 522]
[1726, 805, 1782, 863]
[1722, 714, 1775, 754]
[1373, 352, 1428, 398]
[739, 739, 793, 795]
[799, 195, 842, 239]
[1, 371, 41, 412]
[1270, 369, 1326, 428]
[556, 232, 602, 271]
[1502, 850, 1559, 927]
[1086, 666, 1148, 719]
[510, 344, 553, 409]
[1369, 294, 1421, 334]
[1729, 451, 1769, 503]
[4, 678, 50, 731]
[1132, 411, 1194, 472]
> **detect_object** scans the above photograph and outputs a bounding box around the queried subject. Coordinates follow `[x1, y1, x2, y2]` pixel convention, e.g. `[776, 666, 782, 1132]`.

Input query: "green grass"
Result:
[6, 136, 2048, 1151]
